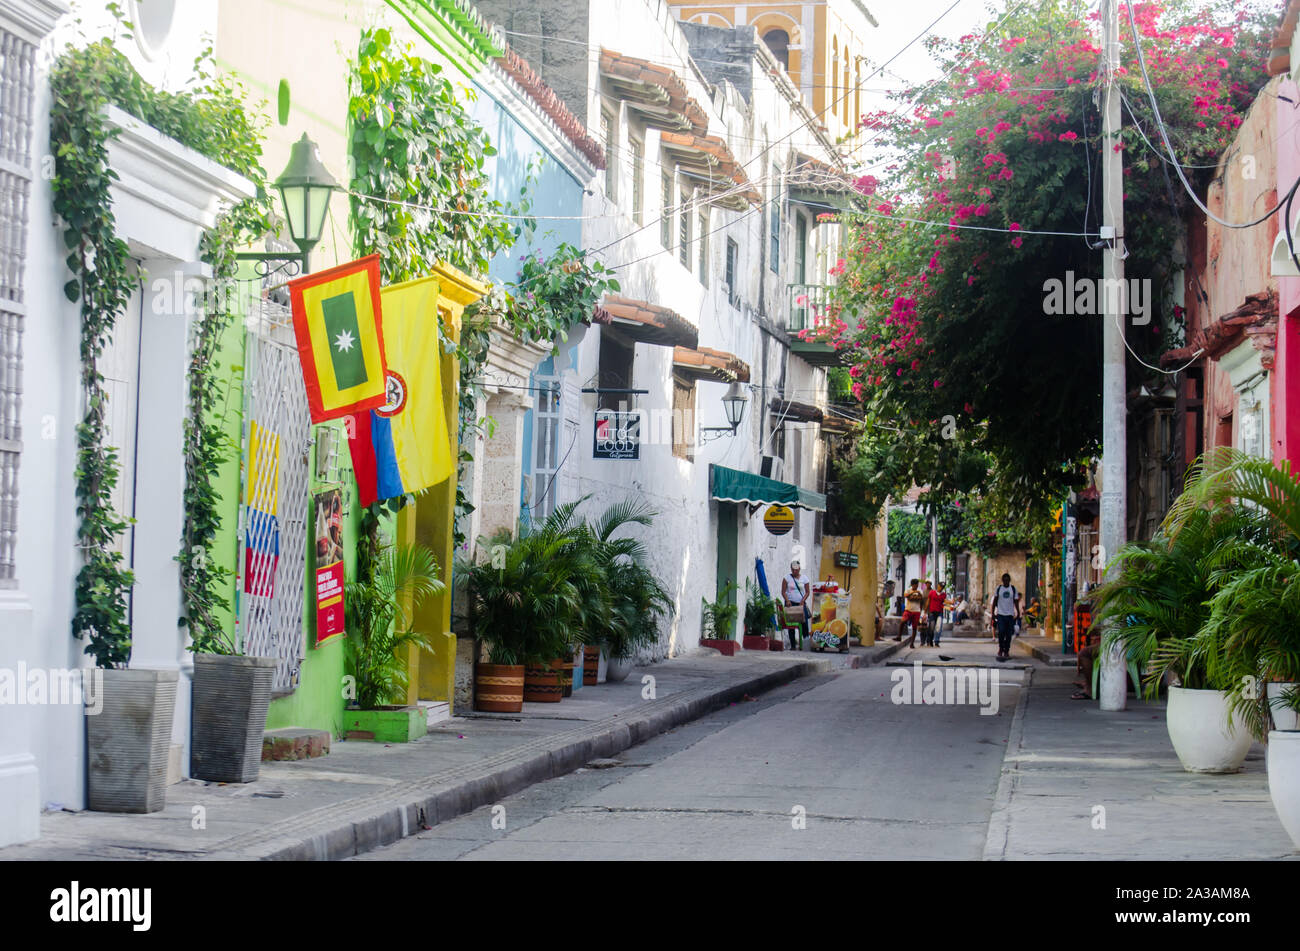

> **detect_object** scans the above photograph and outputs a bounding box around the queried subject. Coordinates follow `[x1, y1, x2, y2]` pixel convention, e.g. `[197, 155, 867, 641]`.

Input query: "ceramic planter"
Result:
[86, 668, 178, 813]
[523, 666, 564, 703]
[1166, 686, 1253, 774]
[1269, 683, 1300, 732]
[1267, 730, 1300, 849]
[475, 663, 524, 712]
[606, 655, 635, 683]
[190, 654, 277, 783]
[343, 706, 426, 743]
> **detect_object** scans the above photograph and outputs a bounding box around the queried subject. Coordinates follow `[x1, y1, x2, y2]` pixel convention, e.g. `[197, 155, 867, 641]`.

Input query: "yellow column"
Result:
[410, 263, 488, 710]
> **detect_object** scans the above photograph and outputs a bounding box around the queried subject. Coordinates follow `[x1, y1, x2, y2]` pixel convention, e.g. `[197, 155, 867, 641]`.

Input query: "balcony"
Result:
[788, 284, 847, 367]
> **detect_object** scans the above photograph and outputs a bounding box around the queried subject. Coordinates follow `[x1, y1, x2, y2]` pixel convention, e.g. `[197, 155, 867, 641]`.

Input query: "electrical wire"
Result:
[1123, 0, 1299, 229]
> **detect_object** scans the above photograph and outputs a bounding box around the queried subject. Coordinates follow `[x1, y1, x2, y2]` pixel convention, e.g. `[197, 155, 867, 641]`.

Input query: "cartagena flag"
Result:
[288, 254, 388, 423]
[348, 276, 453, 508]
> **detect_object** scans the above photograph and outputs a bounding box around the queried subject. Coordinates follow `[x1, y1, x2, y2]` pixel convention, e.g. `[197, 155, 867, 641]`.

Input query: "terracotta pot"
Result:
[700, 638, 738, 656]
[742, 635, 771, 651]
[474, 663, 524, 713]
[583, 645, 605, 684]
[524, 666, 564, 703]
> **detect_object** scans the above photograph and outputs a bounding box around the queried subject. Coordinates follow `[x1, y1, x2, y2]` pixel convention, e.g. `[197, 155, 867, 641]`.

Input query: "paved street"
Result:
[357, 638, 1028, 860]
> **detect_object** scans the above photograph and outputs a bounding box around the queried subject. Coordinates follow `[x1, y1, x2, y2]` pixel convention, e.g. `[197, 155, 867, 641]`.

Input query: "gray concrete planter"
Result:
[191, 654, 278, 783]
[86, 668, 178, 813]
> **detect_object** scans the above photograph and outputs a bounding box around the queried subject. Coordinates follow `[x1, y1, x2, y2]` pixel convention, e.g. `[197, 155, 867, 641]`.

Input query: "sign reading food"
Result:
[314, 488, 346, 644]
[763, 504, 795, 536]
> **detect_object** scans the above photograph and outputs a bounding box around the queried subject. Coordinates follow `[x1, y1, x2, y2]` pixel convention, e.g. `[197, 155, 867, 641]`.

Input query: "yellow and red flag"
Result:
[347, 276, 454, 507]
[288, 254, 388, 423]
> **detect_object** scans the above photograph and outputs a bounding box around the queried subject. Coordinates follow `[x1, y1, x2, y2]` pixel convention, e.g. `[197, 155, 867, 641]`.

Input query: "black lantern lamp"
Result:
[701, 381, 750, 443]
[237, 132, 340, 277]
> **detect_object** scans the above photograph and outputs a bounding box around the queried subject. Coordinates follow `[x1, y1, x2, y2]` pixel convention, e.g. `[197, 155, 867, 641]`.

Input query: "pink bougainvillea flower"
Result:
[1058, 130, 1078, 142]
[1009, 222, 1021, 231]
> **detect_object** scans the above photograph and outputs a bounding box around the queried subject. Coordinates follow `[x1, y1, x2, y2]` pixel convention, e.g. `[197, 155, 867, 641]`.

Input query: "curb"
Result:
[1014, 637, 1074, 667]
[204, 656, 835, 861]
[982, 664, 1034, 861]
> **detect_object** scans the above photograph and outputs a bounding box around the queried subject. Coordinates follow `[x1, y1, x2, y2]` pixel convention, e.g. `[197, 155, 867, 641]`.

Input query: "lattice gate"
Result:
[238, 303, 311, 694]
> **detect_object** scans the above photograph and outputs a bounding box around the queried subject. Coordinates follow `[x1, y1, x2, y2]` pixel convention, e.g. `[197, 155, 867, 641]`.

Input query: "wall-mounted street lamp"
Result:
[699, 381, 750, 444]
[237, 132, 340, 278]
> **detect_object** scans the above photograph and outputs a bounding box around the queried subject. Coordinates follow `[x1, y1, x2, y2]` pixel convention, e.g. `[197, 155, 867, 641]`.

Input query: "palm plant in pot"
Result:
[580, 499, 672, 683]
[342, 543, 444, 742]
[701, 582, 741, 656]
[1157, 448, 1300, 844]
[742, 579, 784, 651]
[466, 504, 588, 709]
[1090, 496, 1272, 773]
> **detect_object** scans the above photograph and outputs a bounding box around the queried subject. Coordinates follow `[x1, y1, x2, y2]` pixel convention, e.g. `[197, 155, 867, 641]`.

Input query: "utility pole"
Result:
[1098, 0, 1127, 711]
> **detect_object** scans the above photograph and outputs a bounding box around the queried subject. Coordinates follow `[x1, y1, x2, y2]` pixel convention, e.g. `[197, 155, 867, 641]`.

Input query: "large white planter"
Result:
[1267, 730, 1300, 849]
[1166, 686, 1253, 774]
[606, 656, 635, 683]
[1268, 683, 1300, 732]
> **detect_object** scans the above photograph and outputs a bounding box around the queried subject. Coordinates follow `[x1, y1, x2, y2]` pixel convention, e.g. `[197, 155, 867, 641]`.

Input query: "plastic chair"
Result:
[782, 605, 805, 649]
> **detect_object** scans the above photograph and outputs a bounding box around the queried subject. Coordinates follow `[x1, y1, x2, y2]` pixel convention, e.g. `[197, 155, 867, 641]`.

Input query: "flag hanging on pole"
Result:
[347, 275, 454, 508]
[288, 254, 388, 423]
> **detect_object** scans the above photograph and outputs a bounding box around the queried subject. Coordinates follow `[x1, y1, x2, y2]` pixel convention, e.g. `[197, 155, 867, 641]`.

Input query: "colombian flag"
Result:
[288, 254, 388, 423]
[348, 276, 454, 508]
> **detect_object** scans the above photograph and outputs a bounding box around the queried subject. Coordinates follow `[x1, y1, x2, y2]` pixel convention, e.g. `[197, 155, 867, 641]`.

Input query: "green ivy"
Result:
[887, 510, 930, 556]
[51, 38, 273, 663]
[348, 27, 617, 559]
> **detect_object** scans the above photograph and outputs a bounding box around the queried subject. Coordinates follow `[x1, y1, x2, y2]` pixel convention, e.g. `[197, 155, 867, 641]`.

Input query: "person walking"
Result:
[928, 580, 948, 647]
[895, 578, 924, 648]
[990, 572, 1022, 661]
[781, 560, 811, 650]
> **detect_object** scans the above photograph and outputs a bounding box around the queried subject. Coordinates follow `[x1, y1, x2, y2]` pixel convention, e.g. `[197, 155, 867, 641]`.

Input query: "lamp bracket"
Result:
[234, 252, 307, 280]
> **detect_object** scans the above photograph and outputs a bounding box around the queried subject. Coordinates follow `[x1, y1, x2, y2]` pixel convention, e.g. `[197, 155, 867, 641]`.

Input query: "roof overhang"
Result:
[770, 398, 823, 424]
[673, 346, 751, 384]
[660, 132, 761, 209]
[595, 294, 699, 349]
[599, 49, 709, 135]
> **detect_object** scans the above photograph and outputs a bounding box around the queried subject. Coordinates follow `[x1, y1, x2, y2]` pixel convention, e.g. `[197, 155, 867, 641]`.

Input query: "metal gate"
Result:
[238, 302, 311, 694]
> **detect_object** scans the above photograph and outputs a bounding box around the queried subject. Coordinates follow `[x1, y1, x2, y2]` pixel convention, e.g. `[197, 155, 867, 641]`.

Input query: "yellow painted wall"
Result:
[817, 526, 882, 645]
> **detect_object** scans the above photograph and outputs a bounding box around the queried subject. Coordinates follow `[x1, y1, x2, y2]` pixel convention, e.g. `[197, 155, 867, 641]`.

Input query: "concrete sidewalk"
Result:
[985, 664, 1296, 860]
[2, 639, 903, 862]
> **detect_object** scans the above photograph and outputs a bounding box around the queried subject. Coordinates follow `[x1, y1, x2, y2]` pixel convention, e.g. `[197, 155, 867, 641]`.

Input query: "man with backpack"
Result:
[990, 572, 1022, 662]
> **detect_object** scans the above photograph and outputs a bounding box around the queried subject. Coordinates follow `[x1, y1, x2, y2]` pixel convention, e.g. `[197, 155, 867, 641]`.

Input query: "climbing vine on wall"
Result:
[348, 27, 617, 563]
[51, 38, 272, 662]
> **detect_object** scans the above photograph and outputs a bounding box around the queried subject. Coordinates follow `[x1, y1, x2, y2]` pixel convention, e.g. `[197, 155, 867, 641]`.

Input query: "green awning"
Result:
[709, 464, 827, 512]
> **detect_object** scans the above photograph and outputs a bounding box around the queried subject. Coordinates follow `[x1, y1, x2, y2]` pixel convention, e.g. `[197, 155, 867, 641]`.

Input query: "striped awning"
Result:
[710, 464, 826, 512]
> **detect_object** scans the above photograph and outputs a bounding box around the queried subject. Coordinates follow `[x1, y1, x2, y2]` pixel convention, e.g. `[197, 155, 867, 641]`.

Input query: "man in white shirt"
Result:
[989, 572, 1022, 661]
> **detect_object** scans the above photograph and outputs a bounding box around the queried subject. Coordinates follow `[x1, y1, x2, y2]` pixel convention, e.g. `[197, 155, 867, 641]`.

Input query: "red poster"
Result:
[314, 489, 346, 644]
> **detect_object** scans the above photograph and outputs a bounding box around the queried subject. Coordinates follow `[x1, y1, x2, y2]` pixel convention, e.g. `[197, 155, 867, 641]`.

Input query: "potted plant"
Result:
[1158, 449, 1300, 842]
[186, 581, 278, 783]
[579, 500, 673, 682]
[742, 579, 783, 651]
[700, 582, 740, 656]
[467, 503, 590, 709]
[77, 550, 177, 813]
[1091, 498, 1269, 773]
[342, 543, 444, 742]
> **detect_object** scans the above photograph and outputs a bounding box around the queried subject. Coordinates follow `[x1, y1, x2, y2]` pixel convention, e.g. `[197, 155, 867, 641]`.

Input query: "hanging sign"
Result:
[834, 551, 859, 569]
[764, 504, 795, 536]
[594, 410, 641, 459]
[314, 488, 346, 644]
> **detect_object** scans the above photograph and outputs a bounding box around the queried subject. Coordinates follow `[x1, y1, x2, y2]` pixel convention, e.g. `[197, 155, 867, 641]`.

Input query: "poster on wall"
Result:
[314, 488, 346, 645]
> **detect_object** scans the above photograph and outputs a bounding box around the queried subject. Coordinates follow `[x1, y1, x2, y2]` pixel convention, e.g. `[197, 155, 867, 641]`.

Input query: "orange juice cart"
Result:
[808, 581, 851, 653]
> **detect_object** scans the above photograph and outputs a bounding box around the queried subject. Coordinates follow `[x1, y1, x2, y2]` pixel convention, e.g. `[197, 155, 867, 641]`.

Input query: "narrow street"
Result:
[356, 639, 1027, 860]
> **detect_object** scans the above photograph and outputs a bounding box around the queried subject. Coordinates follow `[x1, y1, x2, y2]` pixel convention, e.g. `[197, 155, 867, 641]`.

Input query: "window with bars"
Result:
[660, 172, 673, 250]
[769, 163, 782, 273]
[725, 239, 738, 307]
[678, 190, 691, 268]
[601, 109, 618, 203]
[630, 136, 644, 225]
[531, 376, 561, 520]
[698, 209, 709, 287]
[0, 28, 36, 588]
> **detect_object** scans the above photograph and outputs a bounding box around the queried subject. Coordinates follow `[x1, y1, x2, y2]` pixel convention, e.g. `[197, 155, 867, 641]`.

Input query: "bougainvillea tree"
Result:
[816, 0, 1279, 537]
